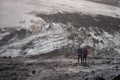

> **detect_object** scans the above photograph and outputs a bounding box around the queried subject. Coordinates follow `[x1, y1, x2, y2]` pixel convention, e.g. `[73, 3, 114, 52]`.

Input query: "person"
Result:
[82, 46, 89, 64]
[77, 47, 83, 64]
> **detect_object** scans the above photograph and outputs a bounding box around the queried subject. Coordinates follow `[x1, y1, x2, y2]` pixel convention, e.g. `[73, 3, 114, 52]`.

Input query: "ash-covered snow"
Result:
[0, 23, 68, 57]
[1, 22, 120, 57]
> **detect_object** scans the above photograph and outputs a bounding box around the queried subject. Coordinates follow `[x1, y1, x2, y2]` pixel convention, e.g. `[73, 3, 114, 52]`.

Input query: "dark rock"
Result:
[92, 61, 95, 65]
[32, 70, 36, 74]
[16, 29, 27, 39]
[65, 74, 69, 76]
[85, 78, 89, 80]
[13, 73, 17, 76]
[22, 52, 27, 55]
[22, 41, 34, 50]
[73, 63, 78, 67]
[1, 32, 15, 42]
[106, 61, 112, 64]
[113, 74, 120, 80]
[91, 71, 95, 74]
[3, 56, 7, 59]
[12, 77, 18, 80]
[8, 56, 12, 59]
[115, 66, 119, 69]
[95, 77, 106, 80]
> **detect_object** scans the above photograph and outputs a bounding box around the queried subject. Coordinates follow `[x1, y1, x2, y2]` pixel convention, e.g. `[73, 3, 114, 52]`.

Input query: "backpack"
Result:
[84, 47, 89, 55]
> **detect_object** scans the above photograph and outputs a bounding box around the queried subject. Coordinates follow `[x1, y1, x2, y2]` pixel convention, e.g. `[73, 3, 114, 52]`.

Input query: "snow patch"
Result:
[0, 0, 120, 28]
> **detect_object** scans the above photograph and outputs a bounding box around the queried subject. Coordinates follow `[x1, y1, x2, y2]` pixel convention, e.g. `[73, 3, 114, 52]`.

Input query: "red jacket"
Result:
[84, 48, 89, 55]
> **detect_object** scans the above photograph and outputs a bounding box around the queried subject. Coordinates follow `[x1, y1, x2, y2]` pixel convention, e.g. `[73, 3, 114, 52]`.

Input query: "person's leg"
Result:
[81, 55, 84, 64]
[81, 52, 84, 64]
[83, 56, 85, 64]
[81, 56, 83, 64]
[82, 53, 85, 64]
[78, 55, 79, 64]
[84, 55, 87, 64]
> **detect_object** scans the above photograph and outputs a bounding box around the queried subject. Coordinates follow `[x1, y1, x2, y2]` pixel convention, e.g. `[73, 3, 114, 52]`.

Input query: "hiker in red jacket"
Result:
[83, 46, 89, 64]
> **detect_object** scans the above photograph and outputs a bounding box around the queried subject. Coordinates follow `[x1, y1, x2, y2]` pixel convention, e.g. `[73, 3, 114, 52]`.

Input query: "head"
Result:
[84, 45, 90, 49]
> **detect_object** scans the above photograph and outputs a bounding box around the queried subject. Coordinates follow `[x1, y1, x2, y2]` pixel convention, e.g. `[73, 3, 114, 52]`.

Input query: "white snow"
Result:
[0, 0, 43, 28]
[0, 0, 120, 28]
[1, 49, 21, 57]
[81, 39, 94, 47]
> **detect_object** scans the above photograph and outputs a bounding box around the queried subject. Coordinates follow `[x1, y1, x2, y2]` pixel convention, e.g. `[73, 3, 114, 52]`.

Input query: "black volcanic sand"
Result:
[0, 49, 120, 80]
[36, 13, 120, 33]
[86, 0, 119, 7]
[0, 57, 29, 80]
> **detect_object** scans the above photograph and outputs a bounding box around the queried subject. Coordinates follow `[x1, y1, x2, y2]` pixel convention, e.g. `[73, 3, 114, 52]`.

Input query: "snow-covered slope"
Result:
[0, 21, 120, 57]
[0, 0, 120, 28]
[0, 23, 69, 57]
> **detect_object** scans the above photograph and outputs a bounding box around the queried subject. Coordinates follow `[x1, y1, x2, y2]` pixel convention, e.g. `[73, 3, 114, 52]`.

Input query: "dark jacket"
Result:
[77, 47, 82, 55]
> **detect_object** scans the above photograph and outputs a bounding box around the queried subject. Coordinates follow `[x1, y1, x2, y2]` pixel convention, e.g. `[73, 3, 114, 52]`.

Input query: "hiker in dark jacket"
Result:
[77, 47, 83, 64]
